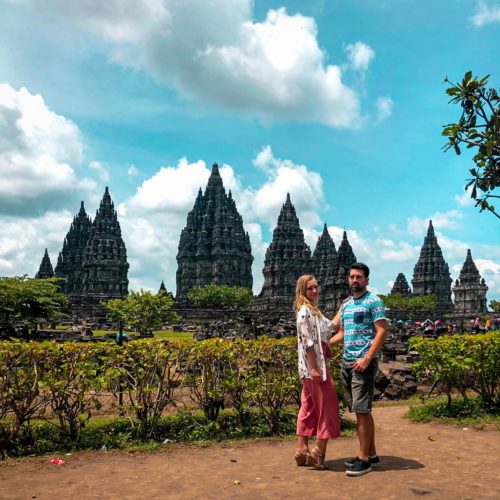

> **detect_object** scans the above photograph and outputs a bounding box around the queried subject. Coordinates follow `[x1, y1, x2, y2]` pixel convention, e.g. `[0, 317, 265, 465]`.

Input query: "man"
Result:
[331, 262, 387, 476]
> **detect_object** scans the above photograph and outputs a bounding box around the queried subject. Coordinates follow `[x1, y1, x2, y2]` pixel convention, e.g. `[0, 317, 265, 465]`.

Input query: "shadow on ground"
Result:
[324, 455, 424, 472]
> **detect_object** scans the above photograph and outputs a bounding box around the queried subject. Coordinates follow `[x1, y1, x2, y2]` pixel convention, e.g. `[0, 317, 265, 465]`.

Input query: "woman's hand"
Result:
[311, 367, 322, 383]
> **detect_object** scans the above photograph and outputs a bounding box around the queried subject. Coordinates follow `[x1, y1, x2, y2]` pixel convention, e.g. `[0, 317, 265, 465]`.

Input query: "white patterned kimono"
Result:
[296, 305, 333, 382]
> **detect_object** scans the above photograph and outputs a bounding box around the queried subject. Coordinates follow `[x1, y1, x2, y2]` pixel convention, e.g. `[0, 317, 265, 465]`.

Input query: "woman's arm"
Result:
[306, 347, 322, 382]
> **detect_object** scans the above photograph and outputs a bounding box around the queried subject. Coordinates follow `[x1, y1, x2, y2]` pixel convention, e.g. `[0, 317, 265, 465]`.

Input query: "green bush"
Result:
[0, 336, 354, 458]
[410, 331, 500, 407]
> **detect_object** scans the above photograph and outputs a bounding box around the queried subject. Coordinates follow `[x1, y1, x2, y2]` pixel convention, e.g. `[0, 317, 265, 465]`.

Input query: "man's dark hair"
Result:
[348, 262, 370, 278]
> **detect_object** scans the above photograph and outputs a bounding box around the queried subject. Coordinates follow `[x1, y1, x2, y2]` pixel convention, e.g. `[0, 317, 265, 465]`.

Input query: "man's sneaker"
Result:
[344, 455, 380, 468]
[345, 457, 372, 476]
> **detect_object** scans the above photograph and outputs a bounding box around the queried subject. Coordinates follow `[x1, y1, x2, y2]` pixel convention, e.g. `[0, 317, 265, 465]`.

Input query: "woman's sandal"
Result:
[294, 450, 316, 467]
[310, 446, 328, 470]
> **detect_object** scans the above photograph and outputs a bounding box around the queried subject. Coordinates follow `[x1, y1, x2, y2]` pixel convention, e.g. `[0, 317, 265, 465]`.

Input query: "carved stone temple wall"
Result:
[175, 163, 253, 304]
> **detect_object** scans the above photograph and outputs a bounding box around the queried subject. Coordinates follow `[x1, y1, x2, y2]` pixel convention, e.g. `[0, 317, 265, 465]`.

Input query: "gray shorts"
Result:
[341, 358, 378, 413]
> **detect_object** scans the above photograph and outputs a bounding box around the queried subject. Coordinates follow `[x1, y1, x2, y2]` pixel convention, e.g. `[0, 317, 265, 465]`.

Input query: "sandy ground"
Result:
[0, 405, 498, 499]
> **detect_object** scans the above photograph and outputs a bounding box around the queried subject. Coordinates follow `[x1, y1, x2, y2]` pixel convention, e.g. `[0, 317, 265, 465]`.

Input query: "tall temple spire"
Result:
[337, 230, 357, 271]
[77, 187, 129, 316]
[176, 162, 253, 301]
[55, 201, 92, 294]
[453, 249, 488, 313]
[312, 224, 338, 312]
[412, 220, 452, 307]
[35, 248, 54, 279]
[258, 194, 312, 305]
[331, 230, 357, 309]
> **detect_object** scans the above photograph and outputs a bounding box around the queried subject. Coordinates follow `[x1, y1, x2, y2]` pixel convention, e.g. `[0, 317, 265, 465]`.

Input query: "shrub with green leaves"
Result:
[110, 339, 189, 438]
[410, 332, 499, 407]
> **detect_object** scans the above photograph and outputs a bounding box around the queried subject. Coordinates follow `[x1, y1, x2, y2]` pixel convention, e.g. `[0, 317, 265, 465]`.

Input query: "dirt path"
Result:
[0, 405, 498, 499]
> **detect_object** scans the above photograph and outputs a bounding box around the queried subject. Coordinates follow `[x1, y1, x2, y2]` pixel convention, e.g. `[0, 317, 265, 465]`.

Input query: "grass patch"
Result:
[153, 330, 194, 340]
[3, 409, 355, 458]
[406, 396, 500, 430]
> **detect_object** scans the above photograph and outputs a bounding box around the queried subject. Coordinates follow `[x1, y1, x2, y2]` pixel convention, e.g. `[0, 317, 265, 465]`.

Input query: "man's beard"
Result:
[350, 283, 365, 293]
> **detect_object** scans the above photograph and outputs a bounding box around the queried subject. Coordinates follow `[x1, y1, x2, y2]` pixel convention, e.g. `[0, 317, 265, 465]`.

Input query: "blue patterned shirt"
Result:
[341, 291, 387, 362]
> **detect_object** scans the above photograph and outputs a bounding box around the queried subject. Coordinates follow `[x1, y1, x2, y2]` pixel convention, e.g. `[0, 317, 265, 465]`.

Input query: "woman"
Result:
[294, 274, 340, 470]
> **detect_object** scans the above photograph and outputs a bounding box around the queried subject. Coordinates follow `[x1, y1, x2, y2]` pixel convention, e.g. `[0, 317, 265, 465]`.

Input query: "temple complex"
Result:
[176, 164, 253, 303]
[29, 166, 491, 323]
[54, 202, 92, 294]
[411, 220, 453, 309]
[35, 249, 54, 279]
[390, 273, 412, 296]
[453, 249, 488, 314]
[256, 194, 312, 309]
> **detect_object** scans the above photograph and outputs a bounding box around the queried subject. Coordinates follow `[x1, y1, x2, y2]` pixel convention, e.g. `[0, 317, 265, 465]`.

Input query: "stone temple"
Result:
[55, 202, 92, 294]
[35, 249, 55, 279]
[255, 193, 313, 309]
[411, 220, 453, 308]
[253, 195, 357, 314]
[176, 164, 253, 304]
[47, 187, 129, 320]
[453, 249, 488, 314]
[390, 221, 489, 314]
[390, 272, 412, 297]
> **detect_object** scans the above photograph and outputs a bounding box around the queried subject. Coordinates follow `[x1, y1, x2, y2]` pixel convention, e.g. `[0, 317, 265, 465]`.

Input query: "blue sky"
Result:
[0, 0, 499, 302]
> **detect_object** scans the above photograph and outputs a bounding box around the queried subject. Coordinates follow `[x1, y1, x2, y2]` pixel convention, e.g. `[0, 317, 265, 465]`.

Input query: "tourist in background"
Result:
[331, 262, 388, 476]
[294, 274, 341, 470]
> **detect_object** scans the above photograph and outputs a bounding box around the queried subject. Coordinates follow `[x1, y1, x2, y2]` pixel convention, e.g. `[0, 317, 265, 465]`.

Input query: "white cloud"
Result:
[30, 1, 373, 128]
[127, 164, 139, 176]
[475, 259, 500, 299]
[454, 185, 475, 207]
[470, 1, 500, 26]
[376, 96, 393, 122]
[248, 145, 324, 229]
[345, 42, 375, 71]
[123, 158, 209, 215]
[0, 84, 96, 215]
[89, 160, 110, 182]
[0, 210, 73, 277]
[407, 210, 463, 236]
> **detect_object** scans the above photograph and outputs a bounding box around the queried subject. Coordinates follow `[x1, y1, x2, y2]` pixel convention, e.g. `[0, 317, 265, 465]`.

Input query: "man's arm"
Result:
[330, 324, 344, 346]
[353, 319, 387, 372]
[332, 305, 342, 333]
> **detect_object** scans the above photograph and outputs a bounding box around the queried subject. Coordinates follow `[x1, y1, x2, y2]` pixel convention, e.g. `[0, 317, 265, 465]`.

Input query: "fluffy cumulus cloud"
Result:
[470, 0, 500, 27]
[345, 41, 375, 71]
[249, 146, 323, 229]
[0, 210, 73, 277]
[30, 0, 374, 127]
[0, 84, 96, 216]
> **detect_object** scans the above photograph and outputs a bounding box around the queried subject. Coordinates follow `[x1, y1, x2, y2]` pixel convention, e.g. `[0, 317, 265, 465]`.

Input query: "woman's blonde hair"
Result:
[294, 274, 322, 316]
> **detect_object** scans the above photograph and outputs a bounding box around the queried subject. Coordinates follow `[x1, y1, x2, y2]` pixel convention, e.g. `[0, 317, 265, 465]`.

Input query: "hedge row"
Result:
[0, 337, 345, 458]
[410, 331, 500, 407]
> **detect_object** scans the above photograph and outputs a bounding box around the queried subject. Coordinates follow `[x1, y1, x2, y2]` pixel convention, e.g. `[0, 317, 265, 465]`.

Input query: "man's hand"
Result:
[353, 357, 371, 372]
[311, 368, 322, 383]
